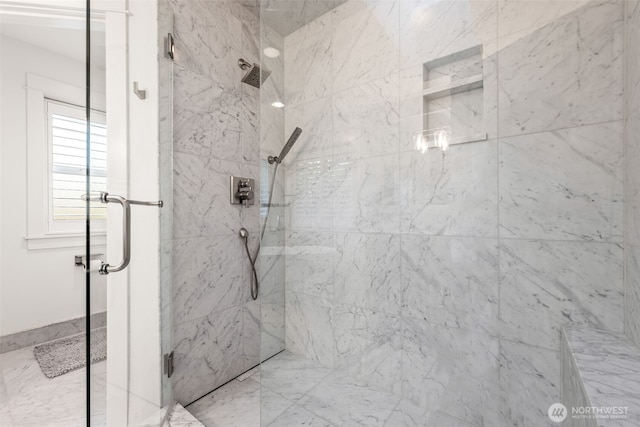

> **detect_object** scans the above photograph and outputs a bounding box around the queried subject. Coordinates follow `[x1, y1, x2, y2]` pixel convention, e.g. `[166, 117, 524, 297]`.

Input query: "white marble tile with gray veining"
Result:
[332, 304, 401, 394]
[246, 0, 341, 37]
[497, 0, 623, 137]
[1, 346, 106, 427]
[332, 0, 399, 93]
[499, 239, 624, 352]
[285, 230, 334, 299]
[260, 350, 332, 401]
[398, 49, 499, 145]
[297, 371, 400, 426]
[243, 300, 261, 370]
[171, 307, 245, 404]
[284, 292, 335, 368]
[262, 83, 286, 157]
[258, 248, 286, 303]
[499, 122, 623, 242]
[242, 163, 262, 233]
[401, 235, 499, 336]
[261, 24, 286, 159]
[242, 6, 260, 64]
[284, 96, 333, 161]
[167, 403, 204, 427]
[262, 20, 285, 73]
[260, 303, 286, 361]
[241, 300, 284, 368]
[284, 158, 335, 230]
[170, 0, 242, 89]
[401, 320, 499, 426]
[626, 107, 640, 248]
[561, 331, 594, 427]
[384, 399, 426, 427]
[626, 0, 640, 111]
[330, 0, 374, 23]
[384, 398, 477, 427]
[261, 385, 296, 426]
[425, 90, 485, 140]
[283, 5, 333, 43]
[0, 312, 106, 354]
[284, 14, 332, 107]
[187, 377, 260, 426]
[172, 235, 248, 326]
[626, 244, 640, 348]
[0, 373, 12, 427]
[241, 85, 261, 165]
[398, 64, 423, 121]
[173, 65, 243, 162]
[399, 0, 497, 69]
[332, 155, 400, 233]
[333, 232, 401, 313]
[400, 140, 498, 237]
[500, 340, 560, 427]
[562, 327, 640, 426]
[333, 74, 399, 160]
[498, 0, 593, 44]
[267, 404, 335, 427]
[173, 153, 243, 239]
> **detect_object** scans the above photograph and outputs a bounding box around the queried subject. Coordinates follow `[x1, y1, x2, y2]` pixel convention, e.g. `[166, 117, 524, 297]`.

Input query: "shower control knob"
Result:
[230, 176, 255, 206]
[237, 180, 254, 202]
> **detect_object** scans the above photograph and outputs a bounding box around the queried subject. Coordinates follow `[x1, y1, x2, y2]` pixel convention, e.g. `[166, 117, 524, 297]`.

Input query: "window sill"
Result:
[24, 233, 106, 250]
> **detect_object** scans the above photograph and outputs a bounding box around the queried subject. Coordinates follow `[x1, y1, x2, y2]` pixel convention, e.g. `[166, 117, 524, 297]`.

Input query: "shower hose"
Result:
[240, 161, 279, 300]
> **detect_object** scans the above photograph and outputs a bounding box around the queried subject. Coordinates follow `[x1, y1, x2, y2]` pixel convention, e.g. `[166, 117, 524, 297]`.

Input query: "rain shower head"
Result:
[268, 127, 303, 164]
[238, 58, 271, 88]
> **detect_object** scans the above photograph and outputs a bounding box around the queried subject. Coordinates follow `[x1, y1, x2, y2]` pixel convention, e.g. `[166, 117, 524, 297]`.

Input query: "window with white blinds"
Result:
[46, 99, 107, 233]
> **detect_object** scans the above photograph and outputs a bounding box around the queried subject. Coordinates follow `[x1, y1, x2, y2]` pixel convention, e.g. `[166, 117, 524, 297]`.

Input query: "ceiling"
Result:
[241, 0, 347, 36]
[0, 0, 345, 69]
[0, 10, 105, 70]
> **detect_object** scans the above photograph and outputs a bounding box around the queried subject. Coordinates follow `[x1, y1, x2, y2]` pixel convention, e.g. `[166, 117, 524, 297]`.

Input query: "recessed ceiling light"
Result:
[263, 47, 280, 58]
[271, 101, 285, 108]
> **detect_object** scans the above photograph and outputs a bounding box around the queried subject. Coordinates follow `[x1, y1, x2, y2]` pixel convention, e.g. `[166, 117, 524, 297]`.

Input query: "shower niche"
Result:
[418, 45, 487, 151]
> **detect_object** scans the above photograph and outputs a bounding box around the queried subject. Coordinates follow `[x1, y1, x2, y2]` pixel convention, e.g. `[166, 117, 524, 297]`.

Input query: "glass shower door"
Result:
[0, 1, 104, 426]
[88, 0, 173, 425]
[257, 0, 501, 425]
[0, 2, 170, 425]
[87, 2, 108, 425]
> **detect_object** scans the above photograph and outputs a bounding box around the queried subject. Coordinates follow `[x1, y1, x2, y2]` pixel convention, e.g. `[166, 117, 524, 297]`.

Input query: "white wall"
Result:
[0, 35, 107, 336]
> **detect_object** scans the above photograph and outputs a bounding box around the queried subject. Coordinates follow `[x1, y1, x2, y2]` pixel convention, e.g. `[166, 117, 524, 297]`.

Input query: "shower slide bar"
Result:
[82, 192, 163, 275]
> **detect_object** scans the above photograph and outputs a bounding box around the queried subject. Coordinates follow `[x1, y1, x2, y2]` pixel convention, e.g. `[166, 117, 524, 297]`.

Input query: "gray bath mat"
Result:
[33, 328, 107, 378]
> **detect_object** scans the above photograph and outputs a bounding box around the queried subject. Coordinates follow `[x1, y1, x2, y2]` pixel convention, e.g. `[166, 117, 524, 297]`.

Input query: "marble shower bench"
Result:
[561, 327, 640, 426]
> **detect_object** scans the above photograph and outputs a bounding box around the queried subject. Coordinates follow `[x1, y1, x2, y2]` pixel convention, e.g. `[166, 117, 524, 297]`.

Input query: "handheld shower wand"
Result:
[241, 128, 303, 300]
[268, 127, 303, 164]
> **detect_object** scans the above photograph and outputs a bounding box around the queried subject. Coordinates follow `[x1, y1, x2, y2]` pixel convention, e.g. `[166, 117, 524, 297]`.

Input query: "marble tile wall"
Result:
[561, 328, 640, 426]
[561, 332, 595, 427]
[281, 0, 626, 425]
[169, 0, 285, 405]
[626, 0, 640, 349]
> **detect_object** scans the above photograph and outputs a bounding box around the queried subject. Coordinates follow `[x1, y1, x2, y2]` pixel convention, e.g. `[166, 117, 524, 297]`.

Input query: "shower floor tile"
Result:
[0, 345, 106, 426]
[186, 351, 405, 427]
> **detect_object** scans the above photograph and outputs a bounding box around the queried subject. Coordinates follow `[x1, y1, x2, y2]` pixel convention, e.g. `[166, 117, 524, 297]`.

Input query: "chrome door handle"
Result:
[82, 192, 163, 275]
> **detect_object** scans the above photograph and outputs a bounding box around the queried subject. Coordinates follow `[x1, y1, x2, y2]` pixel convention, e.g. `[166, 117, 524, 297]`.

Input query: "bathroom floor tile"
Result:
[185, 351, 405, 427]
[0, 345, 106, 426]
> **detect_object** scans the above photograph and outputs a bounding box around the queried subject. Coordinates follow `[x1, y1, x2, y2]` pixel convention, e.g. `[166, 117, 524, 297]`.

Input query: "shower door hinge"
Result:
[165, 33, 175, 60]
[164, 351, 174, 378]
